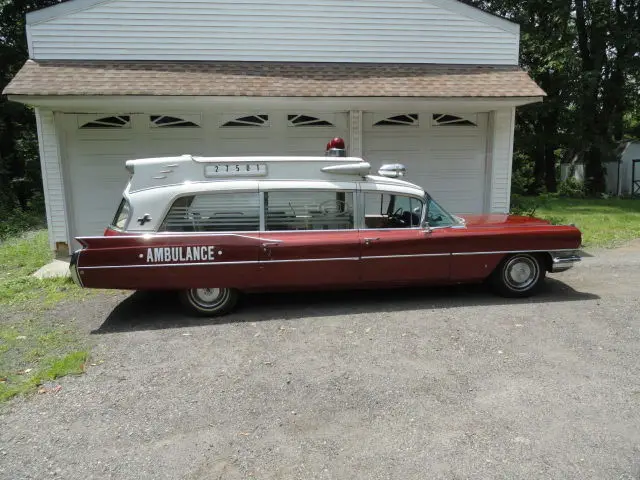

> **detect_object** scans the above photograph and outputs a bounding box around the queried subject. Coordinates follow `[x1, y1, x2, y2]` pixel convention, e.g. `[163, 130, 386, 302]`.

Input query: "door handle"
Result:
[363, 237, 380, 246]
[262, 242, 279, 253]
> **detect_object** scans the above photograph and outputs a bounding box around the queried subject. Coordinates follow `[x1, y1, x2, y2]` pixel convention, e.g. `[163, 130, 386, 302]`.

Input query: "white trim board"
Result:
[9, 95, 543, 113]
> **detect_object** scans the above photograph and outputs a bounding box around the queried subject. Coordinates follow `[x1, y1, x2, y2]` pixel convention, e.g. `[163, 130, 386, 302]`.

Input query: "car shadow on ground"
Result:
[91, 278, 599, 334]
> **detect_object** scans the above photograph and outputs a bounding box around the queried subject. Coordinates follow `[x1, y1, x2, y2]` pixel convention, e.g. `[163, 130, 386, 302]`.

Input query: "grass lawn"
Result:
[534, 197, 640, 248]
[0, 230, 90, 402]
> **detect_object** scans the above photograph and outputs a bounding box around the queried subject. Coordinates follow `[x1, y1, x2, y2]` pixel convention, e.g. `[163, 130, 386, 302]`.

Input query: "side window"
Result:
[364, 193, 424, 229]
[426, 196, 457, 228]
[160, 193, 260, 232]
[111, 198, 131, 230]
[265, 191, 354, 231]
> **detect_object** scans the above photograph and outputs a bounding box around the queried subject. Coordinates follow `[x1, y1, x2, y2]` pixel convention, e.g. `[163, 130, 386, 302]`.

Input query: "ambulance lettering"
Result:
[146, 246, 216, 263]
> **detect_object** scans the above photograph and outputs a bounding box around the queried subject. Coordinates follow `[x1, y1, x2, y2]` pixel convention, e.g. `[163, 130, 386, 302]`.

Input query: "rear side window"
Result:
[265, 190, 354, 231]
[111, 198, 131, 230]
[160, 193, 260, 232]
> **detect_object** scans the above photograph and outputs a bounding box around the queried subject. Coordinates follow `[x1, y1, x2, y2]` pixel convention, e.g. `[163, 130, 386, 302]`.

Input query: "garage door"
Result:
[363, 113, 488, 214]
[61, 112, 347, 241]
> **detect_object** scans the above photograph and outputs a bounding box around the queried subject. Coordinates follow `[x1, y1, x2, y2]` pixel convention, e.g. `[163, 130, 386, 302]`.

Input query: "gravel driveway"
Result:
[2, 243, 640, 479]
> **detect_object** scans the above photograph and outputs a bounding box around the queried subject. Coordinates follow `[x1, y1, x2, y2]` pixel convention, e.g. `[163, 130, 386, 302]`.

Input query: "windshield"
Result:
[424, 194, 459, 228]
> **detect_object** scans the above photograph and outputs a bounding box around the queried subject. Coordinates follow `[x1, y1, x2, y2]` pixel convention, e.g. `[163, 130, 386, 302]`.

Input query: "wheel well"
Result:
[493, 252, 553, 274]
[537, 252, 554, 272]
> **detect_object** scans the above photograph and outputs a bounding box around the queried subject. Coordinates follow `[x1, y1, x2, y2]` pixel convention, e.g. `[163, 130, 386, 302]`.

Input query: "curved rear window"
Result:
[111, 198, 131, 230]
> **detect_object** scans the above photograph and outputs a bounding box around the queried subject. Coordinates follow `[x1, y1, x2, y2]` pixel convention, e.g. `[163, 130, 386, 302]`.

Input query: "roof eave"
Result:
[7, 94, 544, 112]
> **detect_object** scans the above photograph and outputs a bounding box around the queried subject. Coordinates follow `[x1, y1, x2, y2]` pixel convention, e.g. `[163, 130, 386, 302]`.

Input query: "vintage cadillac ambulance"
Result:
[70, 151, 582, 316]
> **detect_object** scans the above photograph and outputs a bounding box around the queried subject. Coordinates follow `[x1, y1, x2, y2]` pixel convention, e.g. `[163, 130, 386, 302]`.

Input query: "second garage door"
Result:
[363, 112, 488, 214]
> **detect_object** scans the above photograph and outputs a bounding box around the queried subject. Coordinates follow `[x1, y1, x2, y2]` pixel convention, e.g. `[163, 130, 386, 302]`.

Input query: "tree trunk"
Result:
[544, 143, 557, 192]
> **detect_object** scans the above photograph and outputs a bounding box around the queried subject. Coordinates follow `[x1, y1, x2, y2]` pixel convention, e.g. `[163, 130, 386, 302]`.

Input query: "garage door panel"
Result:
[286, 135, 347, 155]
[363, 112, 488, 214]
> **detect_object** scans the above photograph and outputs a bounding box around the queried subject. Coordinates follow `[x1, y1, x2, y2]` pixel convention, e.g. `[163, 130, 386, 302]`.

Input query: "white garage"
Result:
[4, 0, 544, 255]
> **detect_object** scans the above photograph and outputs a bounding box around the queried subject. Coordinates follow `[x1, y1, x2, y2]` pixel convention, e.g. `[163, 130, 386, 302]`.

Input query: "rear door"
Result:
[359, 187, 451, 285]
[259, 184, 361, 288]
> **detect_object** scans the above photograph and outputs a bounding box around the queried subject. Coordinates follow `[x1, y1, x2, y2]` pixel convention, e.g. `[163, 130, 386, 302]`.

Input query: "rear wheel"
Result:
[179, 287, 239, 316]
[490, 253, 545, 298]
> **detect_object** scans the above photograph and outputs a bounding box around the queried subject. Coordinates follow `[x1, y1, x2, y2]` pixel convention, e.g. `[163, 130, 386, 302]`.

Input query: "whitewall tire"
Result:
[490, 253, 545, 298]
[179, 287, 239, 316]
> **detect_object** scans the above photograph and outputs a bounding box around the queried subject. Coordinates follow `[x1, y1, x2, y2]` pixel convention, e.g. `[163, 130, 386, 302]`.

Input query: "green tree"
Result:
[464, 0, 640, 194]
[0, 1, 66, 214]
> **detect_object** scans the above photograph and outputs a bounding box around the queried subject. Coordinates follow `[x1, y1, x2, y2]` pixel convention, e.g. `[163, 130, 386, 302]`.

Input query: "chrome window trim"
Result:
[76, 233, 276, 242]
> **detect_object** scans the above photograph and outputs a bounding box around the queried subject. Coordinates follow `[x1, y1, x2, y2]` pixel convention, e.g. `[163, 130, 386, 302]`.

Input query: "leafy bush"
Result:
[510, 195, 539, 217]
[511, 152, 537, 195]
[557, 177, 586, 198]
[0, 197, 46, 240]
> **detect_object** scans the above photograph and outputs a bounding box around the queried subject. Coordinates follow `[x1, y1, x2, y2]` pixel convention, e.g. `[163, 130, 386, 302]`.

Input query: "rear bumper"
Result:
[69, 250, 84, 287]
[550, 251, 582, 273]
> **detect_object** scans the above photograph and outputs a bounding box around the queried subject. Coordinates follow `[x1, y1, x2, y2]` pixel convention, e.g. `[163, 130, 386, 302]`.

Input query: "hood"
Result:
[458, 214, 551, 228]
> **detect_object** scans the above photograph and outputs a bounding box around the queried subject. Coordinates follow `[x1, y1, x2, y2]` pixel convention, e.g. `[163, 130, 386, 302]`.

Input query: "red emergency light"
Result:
[325, 137, 347, 157]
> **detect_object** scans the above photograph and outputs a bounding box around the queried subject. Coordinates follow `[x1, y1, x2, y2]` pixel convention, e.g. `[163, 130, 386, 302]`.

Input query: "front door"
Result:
[360, 191, 451, 285]
[259, 188, 360, 288]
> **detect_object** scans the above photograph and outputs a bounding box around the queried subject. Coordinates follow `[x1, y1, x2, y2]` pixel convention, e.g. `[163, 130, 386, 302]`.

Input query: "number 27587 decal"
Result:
[204, 163, 268, 177]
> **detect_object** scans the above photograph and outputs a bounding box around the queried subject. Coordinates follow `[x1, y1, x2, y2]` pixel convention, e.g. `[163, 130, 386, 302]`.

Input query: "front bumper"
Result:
[550, 251, 582, 273]
[69, 250, 83, 287]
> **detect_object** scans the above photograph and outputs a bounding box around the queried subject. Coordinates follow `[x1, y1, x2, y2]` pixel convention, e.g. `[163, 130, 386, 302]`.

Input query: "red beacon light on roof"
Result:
[325, 137, 347, 157]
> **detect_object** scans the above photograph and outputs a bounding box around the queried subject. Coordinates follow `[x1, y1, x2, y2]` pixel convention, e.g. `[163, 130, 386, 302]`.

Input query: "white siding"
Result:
[34, 109, 68, 249]
[28, 0, 519, 64]
[488, 108, 515, 213]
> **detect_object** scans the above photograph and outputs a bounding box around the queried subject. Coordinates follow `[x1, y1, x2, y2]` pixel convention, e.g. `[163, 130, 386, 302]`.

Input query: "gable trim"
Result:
[26, 0, 518, 33]
[27, 0, 111, 25]
[427, 0, 519, 34]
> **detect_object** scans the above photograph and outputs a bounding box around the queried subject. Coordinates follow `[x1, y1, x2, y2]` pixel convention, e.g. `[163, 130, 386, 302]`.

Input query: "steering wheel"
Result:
[319, 199, 348, 216]
[390, 207, 407, 226]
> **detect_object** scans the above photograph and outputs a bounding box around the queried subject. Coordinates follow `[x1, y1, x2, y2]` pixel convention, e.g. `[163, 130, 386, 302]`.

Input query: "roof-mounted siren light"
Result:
[321, 162, 371, 176]
[378, 163, 407, 178]
[325, 137, 347, 157]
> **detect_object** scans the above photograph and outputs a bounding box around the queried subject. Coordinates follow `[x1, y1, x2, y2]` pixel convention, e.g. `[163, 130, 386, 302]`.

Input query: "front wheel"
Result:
[490, 253, 545, 298]
[179, 287, 239, 316]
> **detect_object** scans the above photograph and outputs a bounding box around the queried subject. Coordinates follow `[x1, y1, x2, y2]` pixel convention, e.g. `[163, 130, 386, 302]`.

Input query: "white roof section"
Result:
[125, 155, 424, 194]
[25, 0, 520, 64]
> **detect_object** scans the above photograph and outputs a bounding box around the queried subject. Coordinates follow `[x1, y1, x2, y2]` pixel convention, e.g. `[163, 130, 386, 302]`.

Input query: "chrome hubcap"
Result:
[504, 256, 539, 291]
[195, 288, 222, 303]
[188, 287, 229, 310]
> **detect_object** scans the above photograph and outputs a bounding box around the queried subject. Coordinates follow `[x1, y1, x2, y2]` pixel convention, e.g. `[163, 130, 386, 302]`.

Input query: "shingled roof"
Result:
[4, 60, 545, 98]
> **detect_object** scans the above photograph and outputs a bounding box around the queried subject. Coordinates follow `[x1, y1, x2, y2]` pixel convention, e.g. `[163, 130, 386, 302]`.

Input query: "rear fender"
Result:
[73, 233, 263, 290]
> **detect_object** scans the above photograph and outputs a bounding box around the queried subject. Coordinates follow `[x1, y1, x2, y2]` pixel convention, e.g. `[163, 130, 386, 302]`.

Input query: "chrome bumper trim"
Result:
[69, 251, 84, 287]
[550, 254, 581, 273]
